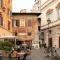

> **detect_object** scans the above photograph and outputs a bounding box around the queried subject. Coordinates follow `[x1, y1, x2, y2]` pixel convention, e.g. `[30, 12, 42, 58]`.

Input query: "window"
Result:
[46, 9, 53, 21]
[58, 8, 60, 19]
[8, 21, 10, 30]
[8, 9, 12, 19]
[40, 32, 44, 39]
[27, 32, 31, 36]
[41, 32, 44, 36]
[47, 13, 52, 20]
[0, 15, 3, 26]
[12, 19, 19, 27]
[8, 9, 11, 18]
[12, 20, 16, 27]
[0, 0, 2, 7]
[16, 20, 19, 26]
[38, 26, 40, 31]
[8, 0, 10, 3]
[28, 20, 32, 27]
[20, 19, 25, 27]
[56, 3, 60, 19]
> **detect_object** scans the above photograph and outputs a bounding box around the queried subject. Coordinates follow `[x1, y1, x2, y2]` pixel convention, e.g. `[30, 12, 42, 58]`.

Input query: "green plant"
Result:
[0, 41, 13, 51]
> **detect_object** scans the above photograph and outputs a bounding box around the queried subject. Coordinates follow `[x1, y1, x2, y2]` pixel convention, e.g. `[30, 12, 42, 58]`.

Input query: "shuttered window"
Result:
[0, 15, 3, 26]
[28, 20, 32, 27]
[20, 19, 25, 27]
[16, 20, 19, 26]
[12, 19, 19, 27]
[0, 0, 3, 7]
[8, 21, 10, 30]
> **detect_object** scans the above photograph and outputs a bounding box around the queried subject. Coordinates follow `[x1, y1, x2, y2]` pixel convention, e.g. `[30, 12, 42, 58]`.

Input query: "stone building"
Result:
[32, 0, 60, 48]
[12, 12, 41, 48]
[32, 0, 41, 13]
[0, 0, 12, 40]
[40, 0, 60, 48]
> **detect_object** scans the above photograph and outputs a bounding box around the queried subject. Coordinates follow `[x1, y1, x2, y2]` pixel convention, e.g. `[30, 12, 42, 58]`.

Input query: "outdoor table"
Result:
[17, 52, 25, 60]
[17, 52, 25, 56]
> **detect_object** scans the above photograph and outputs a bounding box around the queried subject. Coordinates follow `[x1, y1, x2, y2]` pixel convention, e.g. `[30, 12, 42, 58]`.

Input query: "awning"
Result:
[0, 35, 15, 39]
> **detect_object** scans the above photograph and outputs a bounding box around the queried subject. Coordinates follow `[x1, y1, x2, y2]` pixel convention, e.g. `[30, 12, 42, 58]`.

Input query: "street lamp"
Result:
[47, 19, 51, 47]
[47, 19, 51, 24]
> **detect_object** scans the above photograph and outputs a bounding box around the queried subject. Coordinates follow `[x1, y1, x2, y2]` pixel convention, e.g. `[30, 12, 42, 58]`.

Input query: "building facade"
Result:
[40, 0, 60, 48]
[32, 0, 60, 48]
[12, 12, 41, 48]
[32, 0, 41, 13]
[0, 0, 12, 39]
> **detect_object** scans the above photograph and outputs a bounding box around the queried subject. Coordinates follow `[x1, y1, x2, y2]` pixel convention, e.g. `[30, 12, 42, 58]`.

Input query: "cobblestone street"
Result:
[30, 48, 60, 60]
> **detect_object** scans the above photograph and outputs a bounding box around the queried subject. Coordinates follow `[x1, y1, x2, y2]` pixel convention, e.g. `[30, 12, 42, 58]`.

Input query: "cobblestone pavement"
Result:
[30, 48, 60, 60]
[0, 48, 60, 60]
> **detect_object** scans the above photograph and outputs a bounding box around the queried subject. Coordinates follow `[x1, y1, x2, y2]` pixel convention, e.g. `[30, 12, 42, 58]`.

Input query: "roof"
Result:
[12, 12, 41, 16]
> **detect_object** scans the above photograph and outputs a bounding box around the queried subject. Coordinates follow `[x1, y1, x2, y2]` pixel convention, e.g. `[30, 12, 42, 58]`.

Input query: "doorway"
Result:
[59, 37, 60, 48]
[48, 38, 52, 47]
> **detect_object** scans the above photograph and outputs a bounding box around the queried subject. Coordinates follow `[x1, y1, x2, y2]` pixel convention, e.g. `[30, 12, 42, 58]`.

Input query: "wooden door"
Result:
[48, 38, 52, 47]
[59, 37, 60, 48]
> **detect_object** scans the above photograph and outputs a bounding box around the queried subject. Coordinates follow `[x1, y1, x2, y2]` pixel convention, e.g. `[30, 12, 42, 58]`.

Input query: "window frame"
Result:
[28, 19, 32, 27]
[0, 15, 3, 26]
[27, 32, 31, 36]
[46, 9, 53, 21]
[8, 21, 10, 30]
[58, 8, 60, 19]
[20, 19, 25, 27]
[12, 19, 19, 27]
[0, 0, 3, 7]
[47, 12, 52, 21]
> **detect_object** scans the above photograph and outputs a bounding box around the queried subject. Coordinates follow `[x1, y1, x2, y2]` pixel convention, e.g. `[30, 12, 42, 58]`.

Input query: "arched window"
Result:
[56, 3, 60, 19]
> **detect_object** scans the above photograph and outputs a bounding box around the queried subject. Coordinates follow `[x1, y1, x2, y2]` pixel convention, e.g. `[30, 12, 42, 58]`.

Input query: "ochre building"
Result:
[12, 12, 41, 48]
[0, 0, 12, 39]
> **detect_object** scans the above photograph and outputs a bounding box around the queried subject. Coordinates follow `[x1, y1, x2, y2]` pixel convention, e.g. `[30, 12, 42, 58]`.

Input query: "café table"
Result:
[17, 52, 25, 60]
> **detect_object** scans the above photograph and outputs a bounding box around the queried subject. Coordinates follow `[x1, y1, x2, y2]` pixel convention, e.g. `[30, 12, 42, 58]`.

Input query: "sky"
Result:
[12, 0, 35, 12]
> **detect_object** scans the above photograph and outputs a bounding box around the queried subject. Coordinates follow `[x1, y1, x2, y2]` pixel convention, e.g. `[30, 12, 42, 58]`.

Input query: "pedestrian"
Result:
[46, 45, 51, 56]
[43, 43, 47, 53]
[50, 47, 54, 56]
[53, 45, 57, 56]
[44, 43, 47, 48]
[23, 47, 31, 60]
[11, 48, 17, 60]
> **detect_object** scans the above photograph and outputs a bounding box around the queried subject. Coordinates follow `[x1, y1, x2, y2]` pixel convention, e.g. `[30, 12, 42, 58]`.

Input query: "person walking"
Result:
[11, 48, 17, 60]
[45, 45, 52, 57]
[43, 43, 47, 53]
[53, 45, 57, 56]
